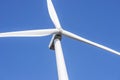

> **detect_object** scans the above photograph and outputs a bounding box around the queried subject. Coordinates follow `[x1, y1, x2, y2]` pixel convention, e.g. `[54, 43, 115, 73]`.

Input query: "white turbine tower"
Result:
[0, 0, 120, 80]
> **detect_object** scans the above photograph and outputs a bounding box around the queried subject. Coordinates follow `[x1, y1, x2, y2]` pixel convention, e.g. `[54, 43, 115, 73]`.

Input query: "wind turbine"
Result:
[0, 0, 120, 80]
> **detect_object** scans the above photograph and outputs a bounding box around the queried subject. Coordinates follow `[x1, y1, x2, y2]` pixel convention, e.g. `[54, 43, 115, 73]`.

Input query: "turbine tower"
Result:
[0, 0, 120, 80]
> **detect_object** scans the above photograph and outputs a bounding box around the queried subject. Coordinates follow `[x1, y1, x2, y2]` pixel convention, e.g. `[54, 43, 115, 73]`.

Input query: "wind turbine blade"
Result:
[0, 29, 58, 37]
[47, 0, 61, 29]
[62, 30, 120, 55]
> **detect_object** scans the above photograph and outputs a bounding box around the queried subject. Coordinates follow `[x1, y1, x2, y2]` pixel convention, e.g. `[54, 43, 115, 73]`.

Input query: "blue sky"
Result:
[0, 0, 120, 80]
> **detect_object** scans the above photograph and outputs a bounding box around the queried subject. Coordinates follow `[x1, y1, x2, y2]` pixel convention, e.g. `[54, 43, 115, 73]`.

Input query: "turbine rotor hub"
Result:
[57, 27, 63, 34]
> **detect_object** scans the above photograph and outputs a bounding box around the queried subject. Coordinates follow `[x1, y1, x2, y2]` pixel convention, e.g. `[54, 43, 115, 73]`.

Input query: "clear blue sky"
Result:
[0, 0, 120, 80]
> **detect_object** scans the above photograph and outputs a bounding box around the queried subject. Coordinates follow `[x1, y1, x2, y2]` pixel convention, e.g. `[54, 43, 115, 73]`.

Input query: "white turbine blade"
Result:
[62, 30, 120, 55]
[47, 0, 61, 29]
[0, 29, 58, 37]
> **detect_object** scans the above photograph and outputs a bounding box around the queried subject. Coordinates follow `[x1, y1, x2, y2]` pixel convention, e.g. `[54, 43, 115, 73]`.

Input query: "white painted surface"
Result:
[47, 0, 62, 29]
[54, 39, 69, 80]
[0, 29, 58, 37]
[62, 30, 120, 55]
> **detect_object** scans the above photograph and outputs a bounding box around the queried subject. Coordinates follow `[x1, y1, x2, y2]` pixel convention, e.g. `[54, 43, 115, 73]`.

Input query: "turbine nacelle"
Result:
[49, 33, 62, 50]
